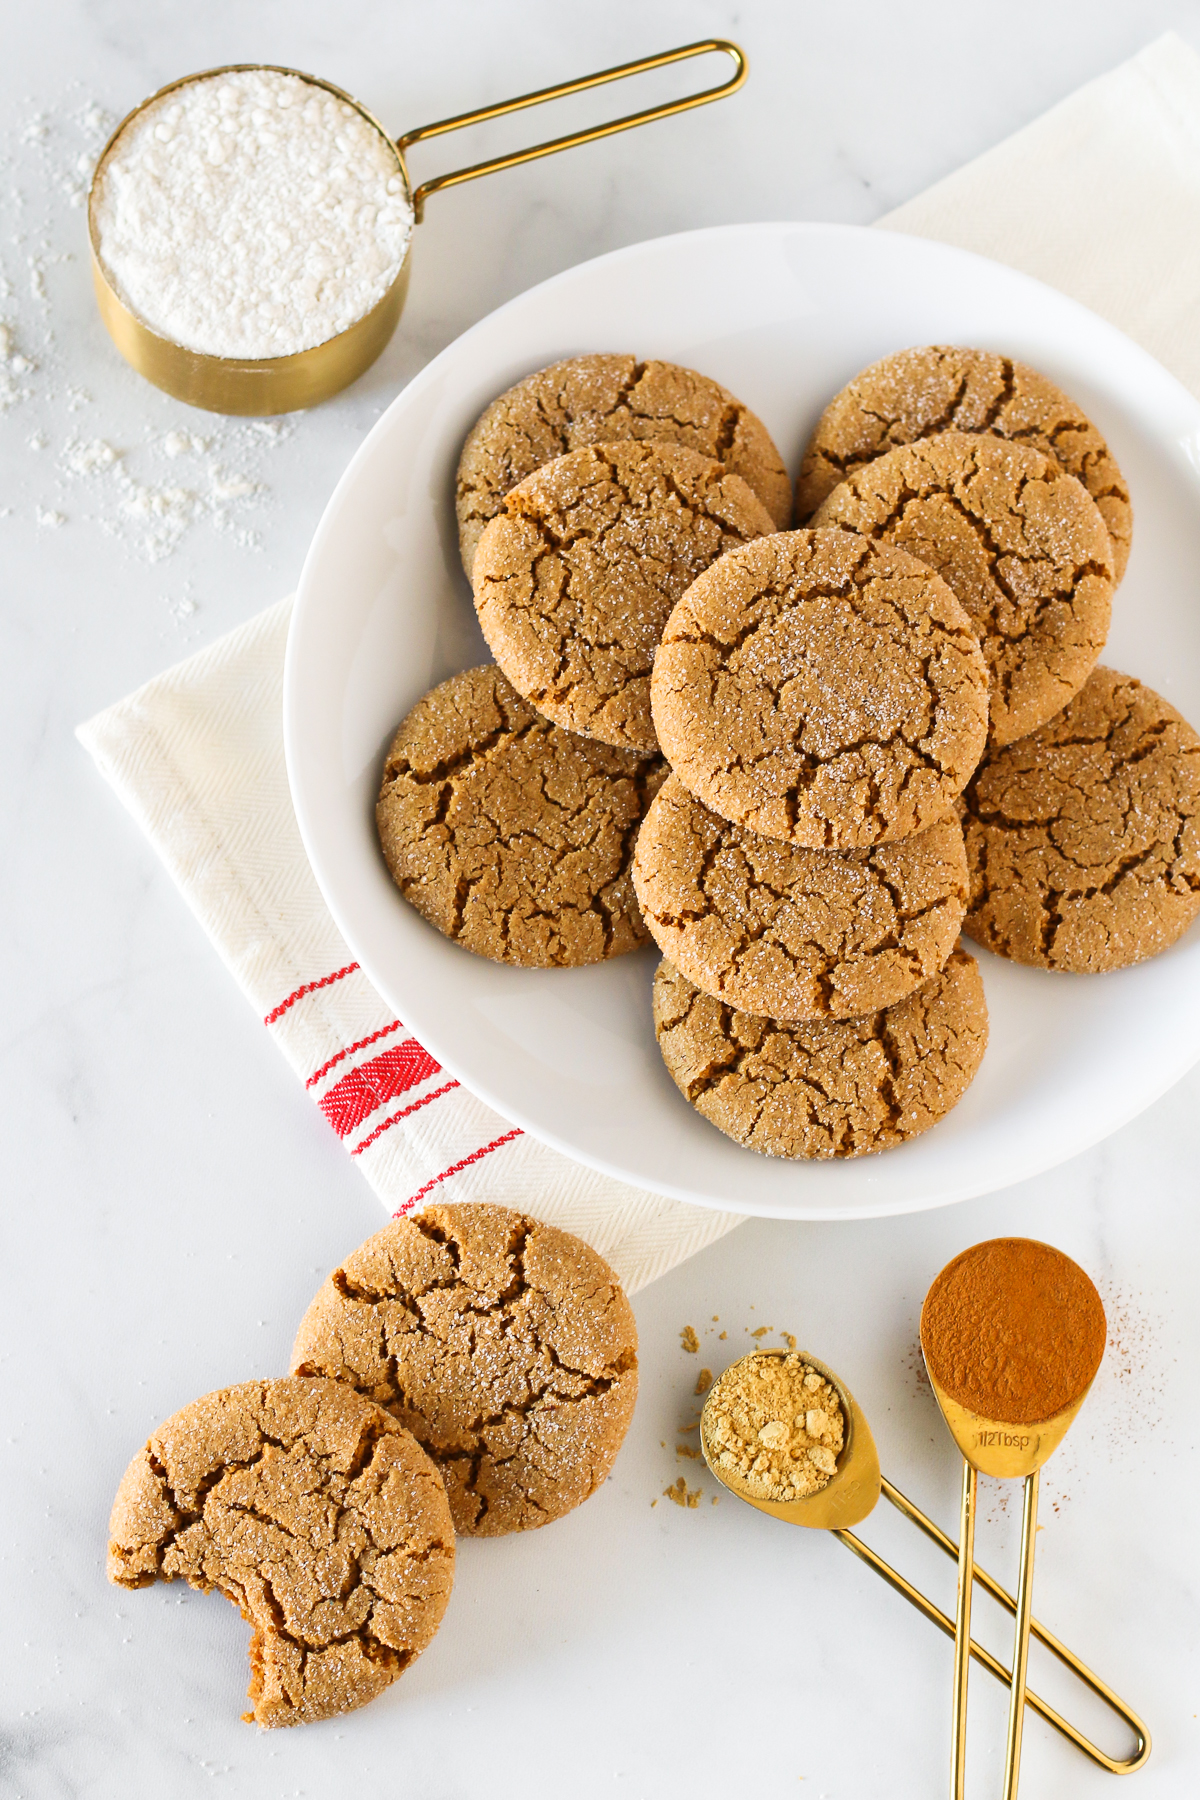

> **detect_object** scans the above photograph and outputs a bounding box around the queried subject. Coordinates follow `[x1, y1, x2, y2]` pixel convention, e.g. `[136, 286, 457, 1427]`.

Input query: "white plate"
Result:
[285, 221, 1200, 1220]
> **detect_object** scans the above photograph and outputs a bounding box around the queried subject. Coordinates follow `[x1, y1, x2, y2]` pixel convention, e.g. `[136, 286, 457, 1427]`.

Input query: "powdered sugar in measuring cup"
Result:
[90, 68, 413, 359]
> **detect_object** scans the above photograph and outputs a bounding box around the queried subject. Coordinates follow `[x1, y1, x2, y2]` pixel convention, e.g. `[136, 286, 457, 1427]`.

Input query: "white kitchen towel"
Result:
[879, 31, 1200, 401]
[79, 30, 1200, 1291]
[77, 595, 741, 1293]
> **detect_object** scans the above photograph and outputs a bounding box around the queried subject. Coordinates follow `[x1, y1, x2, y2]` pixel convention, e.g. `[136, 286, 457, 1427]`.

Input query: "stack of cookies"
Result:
[375, 347, 1200, 1165]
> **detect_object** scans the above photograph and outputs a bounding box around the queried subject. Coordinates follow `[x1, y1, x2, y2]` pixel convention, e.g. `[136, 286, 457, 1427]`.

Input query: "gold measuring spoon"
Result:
[922, 1240, 1109, 1800]
[87, 40, 745, 415]
[700, 1348, 1148, 1777]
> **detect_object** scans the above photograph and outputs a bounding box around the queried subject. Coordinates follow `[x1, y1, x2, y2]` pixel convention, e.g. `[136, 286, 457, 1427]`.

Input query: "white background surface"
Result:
[3, 3, 1200, 1796]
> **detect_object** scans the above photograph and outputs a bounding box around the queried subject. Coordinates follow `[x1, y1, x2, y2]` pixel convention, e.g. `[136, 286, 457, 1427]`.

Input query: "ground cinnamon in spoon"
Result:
[921, 1238, 1106, 1425]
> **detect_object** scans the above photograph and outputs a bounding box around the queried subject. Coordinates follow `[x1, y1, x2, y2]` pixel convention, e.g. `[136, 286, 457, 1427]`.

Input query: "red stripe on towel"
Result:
[319, 1040, 441, 1138]
[350, 1080, 460, 1156]
[394, 1129, 524, 1215]
[306, 1019, 403, 1089]
[264, 962, 359, 1025]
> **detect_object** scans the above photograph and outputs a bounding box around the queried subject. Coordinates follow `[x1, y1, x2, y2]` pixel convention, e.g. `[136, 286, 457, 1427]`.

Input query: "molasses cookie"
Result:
[107, 1377, 454, 1728]
[652, 948, 988, 1159]
[812, 433, 1114, 745]
[377, 664, 665, 966]
[961, 665, 1200, 972]
[456, 354, 792, 576]
[795, 344, 1132, 580]
[472, 441, 775, 754]
[650, 529, 989, 849]
[291, 1204, 639, 1538]
[633, 773, 969, 1019]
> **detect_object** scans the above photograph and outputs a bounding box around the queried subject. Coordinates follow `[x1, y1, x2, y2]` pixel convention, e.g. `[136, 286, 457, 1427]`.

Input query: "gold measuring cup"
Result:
[927, 1379, 1094, 1799]
[921, 1240, 1108, 1800]
[700, 1349, 1149, 1778]
[87, 40, 746, 415]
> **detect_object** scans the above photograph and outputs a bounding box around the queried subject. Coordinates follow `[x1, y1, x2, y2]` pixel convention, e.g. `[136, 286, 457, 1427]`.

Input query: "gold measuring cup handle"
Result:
[396, 39, 747, 220]
[951, 1462, 978, 1799]
[1002, 1471, 1040, 1798]
[836, 1476, 1151, 1777]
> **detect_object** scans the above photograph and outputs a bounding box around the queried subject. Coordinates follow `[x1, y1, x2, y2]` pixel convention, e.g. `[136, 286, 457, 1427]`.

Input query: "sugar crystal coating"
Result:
[472, 441, 775, 754]
[795, 343, 1132, 580]
[961, 665, 1200, 971]
[107, 1377, 454, 1727]
[653, 949, 988, 1159]
[650, 529, 989, 849]
[376, 664, 665, 967]
[812, 433, 1114, 745]
[291, 1204, 638, 1537]
[633, 773, 969, 1019]
[456, 354, 793, 577]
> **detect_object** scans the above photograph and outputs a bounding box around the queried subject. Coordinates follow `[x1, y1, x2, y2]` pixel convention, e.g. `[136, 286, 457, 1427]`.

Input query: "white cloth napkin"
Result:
[78, 31, 1200, 1292]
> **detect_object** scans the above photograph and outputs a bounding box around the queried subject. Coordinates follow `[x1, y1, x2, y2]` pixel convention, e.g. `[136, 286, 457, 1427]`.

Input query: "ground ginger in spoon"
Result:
[705, 1353, 845, 1499]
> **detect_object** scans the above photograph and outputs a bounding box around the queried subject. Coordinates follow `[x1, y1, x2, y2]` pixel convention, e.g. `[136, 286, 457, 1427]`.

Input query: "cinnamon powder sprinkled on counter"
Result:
[921, 1238, 1106, 1425]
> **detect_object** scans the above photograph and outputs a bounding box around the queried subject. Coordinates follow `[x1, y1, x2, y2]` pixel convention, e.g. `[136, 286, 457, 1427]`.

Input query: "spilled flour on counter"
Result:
[0, 88, 305, 566]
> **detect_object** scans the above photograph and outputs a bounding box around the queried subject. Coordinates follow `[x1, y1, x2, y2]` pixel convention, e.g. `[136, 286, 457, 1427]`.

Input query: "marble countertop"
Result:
[4, 2, 1200, 1795]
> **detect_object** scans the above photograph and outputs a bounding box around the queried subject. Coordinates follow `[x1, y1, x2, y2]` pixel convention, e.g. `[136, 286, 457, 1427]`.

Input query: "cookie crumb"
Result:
[695, 1368, 713, 1395]
[719, 1330, 727, 1340]
[783, 1333, 797, 1351]
[680, 1325, 699, 1353]
[750, 1326, 771, 1338]
[676, 1444, 702, 1460]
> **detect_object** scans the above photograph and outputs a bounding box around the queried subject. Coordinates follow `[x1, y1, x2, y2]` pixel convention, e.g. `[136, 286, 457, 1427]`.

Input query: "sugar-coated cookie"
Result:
[472, 441, 774, 754]
[107, 1377, 454, 1728]
[653, 949, 988, 1159]
[812, 433, 1113, 746]
[795, 344, 1132, 580]
[650, 529, 989, 849]
[633, 773, 969, 1019]
[456, 354, 792, 576]
[961, 666, 1200, 971]
[377, 664, 665, 966]
[291, 1204, 638, 1537]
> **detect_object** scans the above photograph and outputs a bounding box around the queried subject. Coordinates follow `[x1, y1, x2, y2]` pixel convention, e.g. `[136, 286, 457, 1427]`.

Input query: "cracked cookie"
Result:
[652, 948, 988, 1159]
[960, 665, 1200, 971]
[649, 528, 989, 849]
[107, 1376, 454, 1728]
[376, 663, 665, 966]
[472, 440, 775, 754]
[290, 1203, 638, 1537]
[812, 433, 1114, 746]
[456, 353, 792, 577]
[632, 772, 969, 1019]
[795, 344, 1132, 580]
